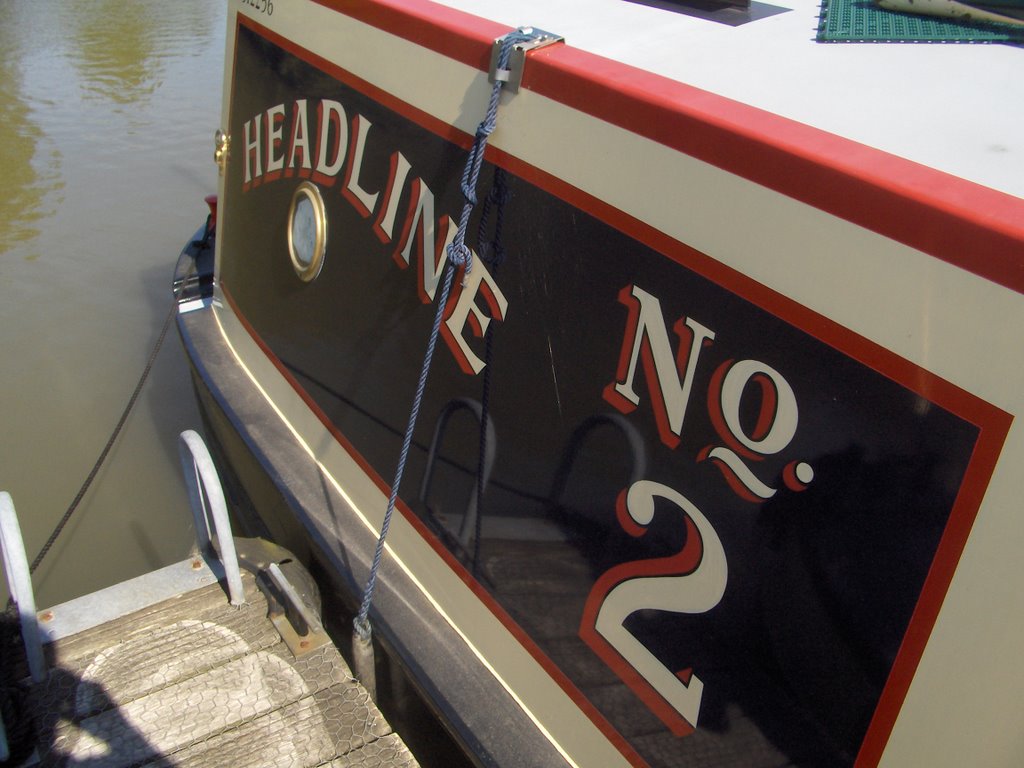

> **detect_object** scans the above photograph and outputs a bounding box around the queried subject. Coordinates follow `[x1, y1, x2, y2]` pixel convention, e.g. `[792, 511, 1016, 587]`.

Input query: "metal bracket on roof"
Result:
[489, 27, 564, 94]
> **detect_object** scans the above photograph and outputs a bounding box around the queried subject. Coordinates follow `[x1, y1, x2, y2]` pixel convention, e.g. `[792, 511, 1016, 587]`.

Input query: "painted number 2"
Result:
[579, 480, 727, 736]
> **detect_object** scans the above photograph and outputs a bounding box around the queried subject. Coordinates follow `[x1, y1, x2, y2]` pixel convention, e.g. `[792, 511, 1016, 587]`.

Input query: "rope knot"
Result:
[447, 241, 470, 266]
[447, 242, 473, 277]
[353, 615, 371, 642]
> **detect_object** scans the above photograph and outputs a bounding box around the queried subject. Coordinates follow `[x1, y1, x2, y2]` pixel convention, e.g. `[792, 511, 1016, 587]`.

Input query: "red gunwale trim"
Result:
[312, 0, 1024, 295]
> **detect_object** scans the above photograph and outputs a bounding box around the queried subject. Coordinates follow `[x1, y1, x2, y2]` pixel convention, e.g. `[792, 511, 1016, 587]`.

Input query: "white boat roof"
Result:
[435, 0, 1023, 201]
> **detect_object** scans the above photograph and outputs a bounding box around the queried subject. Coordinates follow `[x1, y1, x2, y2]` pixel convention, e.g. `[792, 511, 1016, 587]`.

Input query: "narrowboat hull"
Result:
[175, 1, 1024, 766]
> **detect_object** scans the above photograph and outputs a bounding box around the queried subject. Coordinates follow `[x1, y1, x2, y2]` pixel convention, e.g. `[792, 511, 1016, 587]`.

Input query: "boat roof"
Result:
[434, 0, 1023, 201]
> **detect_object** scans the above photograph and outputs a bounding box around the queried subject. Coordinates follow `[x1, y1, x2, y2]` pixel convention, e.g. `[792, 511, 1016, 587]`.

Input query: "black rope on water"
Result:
[14, 302, 177, 597]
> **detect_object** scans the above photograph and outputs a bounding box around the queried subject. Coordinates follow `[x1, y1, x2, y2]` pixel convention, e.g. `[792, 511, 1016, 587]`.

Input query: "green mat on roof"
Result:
[817, 0, 1024, 42]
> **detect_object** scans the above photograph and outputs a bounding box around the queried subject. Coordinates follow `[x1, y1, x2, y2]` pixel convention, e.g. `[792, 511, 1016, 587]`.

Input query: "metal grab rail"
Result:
[547, 413, 648, 514]
[418, 398, 497, 548]
[0, 431, 243, 759]
[177, 430, 245, 606]
[0, 492, 46, 685]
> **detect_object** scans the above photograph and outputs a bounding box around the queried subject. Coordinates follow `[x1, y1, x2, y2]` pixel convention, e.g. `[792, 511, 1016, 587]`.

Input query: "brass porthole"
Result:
[287, 181, 327, 282]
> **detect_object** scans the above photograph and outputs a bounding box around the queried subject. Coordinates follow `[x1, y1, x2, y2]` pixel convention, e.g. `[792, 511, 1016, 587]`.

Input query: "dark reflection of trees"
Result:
[0, 0, 219, 255]
[59, 0, 218, 105]
[0, 8, 63, 255]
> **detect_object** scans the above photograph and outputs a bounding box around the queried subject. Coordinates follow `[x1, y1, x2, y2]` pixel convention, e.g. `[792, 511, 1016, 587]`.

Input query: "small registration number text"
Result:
[241, 0, 273, 15]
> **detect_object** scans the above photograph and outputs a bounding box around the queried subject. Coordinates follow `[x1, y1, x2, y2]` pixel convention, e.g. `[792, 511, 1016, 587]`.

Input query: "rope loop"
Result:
[477, 168, 510, 268]
[447, 241, 472, 268]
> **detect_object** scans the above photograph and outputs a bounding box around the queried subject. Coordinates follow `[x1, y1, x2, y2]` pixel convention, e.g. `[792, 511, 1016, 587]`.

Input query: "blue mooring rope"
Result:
[353, 30, 532, 641]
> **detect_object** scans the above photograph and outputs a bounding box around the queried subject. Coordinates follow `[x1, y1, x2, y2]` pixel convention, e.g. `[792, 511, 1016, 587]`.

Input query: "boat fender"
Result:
[352, 626, 376, 701]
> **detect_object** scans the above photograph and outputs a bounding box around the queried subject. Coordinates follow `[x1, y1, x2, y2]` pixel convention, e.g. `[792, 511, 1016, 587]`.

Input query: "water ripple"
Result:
[0, 0, 220, 259]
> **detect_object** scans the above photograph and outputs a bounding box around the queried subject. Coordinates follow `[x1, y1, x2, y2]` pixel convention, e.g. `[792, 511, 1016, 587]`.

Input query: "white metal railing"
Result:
[178, 430, 245, 606]
[0, 430, 245, 760]
[0, 491, 46, 686]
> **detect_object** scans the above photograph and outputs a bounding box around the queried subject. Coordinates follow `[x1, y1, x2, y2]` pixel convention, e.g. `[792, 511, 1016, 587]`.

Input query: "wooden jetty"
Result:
[0, 433, 419, 768]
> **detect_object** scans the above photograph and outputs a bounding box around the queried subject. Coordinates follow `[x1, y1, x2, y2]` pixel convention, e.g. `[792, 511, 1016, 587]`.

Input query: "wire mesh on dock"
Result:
[16, 569, 418, 768]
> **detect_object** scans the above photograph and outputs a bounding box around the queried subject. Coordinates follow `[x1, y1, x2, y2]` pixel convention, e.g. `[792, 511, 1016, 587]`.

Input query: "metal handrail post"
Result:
[177, 431, 245, 606]
[0, 492, 46, 683]
[418, 398, 497, 548]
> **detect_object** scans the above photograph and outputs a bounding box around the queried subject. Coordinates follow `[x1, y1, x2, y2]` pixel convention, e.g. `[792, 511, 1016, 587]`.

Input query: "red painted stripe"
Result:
[311, 0, 1024, 294]
[240, 15, 473, 151]
[856, 409, 1011, 768]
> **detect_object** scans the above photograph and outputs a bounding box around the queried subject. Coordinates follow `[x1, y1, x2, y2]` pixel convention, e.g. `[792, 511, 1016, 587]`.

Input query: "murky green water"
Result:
[0, 1, 226, 607]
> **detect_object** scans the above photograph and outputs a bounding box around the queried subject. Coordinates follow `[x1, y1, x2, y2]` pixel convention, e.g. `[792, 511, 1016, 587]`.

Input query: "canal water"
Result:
[0, 1, 226, 607]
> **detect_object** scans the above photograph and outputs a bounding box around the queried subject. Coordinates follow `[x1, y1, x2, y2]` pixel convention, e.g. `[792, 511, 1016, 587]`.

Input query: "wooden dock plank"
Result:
[145, 686, 392, 768]
[40, 576, 271, 673]
[22, 567, 418, 768]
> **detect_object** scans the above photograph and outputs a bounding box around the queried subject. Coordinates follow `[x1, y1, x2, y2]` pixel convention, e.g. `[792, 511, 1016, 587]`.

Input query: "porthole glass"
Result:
[287, 182, 326, 282]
